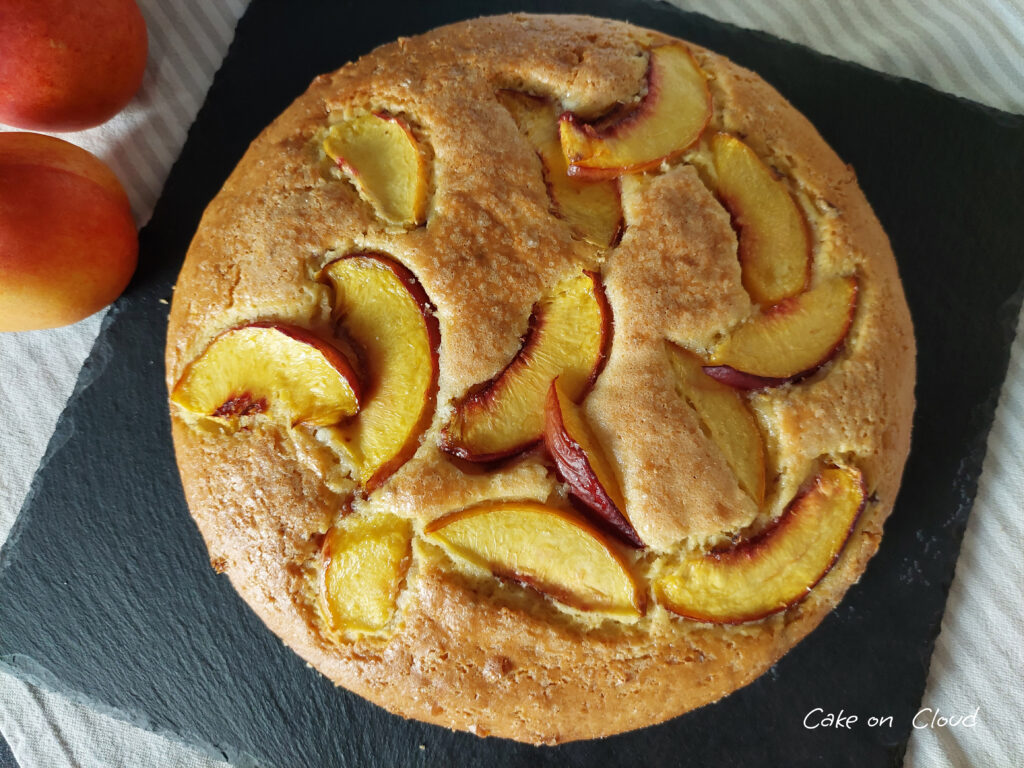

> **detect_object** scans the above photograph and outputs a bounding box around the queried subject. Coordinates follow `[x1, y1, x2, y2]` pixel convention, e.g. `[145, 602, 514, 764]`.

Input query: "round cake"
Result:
[165, 14, 915, 744]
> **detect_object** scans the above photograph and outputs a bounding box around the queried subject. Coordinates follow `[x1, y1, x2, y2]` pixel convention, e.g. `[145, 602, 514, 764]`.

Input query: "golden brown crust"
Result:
[166, 14, 915, 744]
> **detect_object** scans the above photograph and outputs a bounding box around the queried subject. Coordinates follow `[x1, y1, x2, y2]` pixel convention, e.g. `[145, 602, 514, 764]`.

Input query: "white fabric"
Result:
[0, 1, 1020, 766]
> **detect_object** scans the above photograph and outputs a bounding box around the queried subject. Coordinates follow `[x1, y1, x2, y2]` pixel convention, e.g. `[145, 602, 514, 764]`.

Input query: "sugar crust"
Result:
[166, 14, 915, 744]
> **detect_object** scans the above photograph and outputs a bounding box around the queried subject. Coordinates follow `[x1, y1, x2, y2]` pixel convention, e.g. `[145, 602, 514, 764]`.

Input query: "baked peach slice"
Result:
[323, 112, 428, 227]
[667, 344, 765, 505]
[497, 90, 623, 248]
[656, 464, 866, 623]
[544, 378, 643, 547]
[171, 324, 360, 426]
[321, 254, 440, 490]
[704, 275, 858, 390]
[440, 271, 611, 461]
[559, 43, 711, 180]
[425, 500, 643, 617]
[320, 514, 412, 633]
[711, 133, 811, 306]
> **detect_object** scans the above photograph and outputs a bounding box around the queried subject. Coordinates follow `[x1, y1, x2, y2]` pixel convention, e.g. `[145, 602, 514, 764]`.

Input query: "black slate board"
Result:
[2, 1, 1023, 766]
[0, 737, 18, 768]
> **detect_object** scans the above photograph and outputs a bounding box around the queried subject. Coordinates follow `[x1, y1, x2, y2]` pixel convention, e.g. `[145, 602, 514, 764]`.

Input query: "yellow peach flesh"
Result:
[170, 325, 360, 426]
[497, 90, 622, 248]
[708, 276, 858, 380]
[442, 272, 607, 459]
[712, 133, 810, 306]
[668, 344, 766, 504]
[323, 113, 426, 226]
[656, 465, 865, 623]
[559, 44, 711, 177]
[322, 255, 438, 489]
[426, 500, 641, 617]
[320, 515, 412, 633]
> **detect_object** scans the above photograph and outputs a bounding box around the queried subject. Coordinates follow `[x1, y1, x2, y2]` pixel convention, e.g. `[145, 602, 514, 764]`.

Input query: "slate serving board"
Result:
[2, 1, 1023, 766]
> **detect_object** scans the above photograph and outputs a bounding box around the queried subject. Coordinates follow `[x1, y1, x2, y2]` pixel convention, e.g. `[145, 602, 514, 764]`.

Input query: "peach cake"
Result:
[165, 14, 915, 745]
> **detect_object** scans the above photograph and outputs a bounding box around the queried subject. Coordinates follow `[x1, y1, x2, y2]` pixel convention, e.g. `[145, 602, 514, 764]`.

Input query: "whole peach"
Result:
[0, 0, 148, 132]
[0, 133, 138, 331]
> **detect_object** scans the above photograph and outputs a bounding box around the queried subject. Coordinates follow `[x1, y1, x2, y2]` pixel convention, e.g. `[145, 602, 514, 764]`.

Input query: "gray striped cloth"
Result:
[0, 1, 1019, 765]
[675, 0, 1024, 115]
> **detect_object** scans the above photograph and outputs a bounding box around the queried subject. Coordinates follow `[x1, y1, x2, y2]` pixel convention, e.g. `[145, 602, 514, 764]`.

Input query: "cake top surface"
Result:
[166, 13, 914, 744]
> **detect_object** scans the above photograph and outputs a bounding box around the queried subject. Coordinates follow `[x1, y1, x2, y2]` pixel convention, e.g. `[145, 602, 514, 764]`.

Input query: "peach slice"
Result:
[323, 112, 427, 227]
[559, 43, 711, 180]
[440, 271, 610, 461]
[497, 90, 623, 248]
[319, 514, 413, 633]
[425, 500, 643, 617]
[321, 253, 440, 491]
[656, 465, 866, 623]
[667, 344, 766, 504]
[712, 133, 811, 306]
[544, 378, 643, 547]
[171, 324, 360, 426]
[704, 275, 858, 389]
